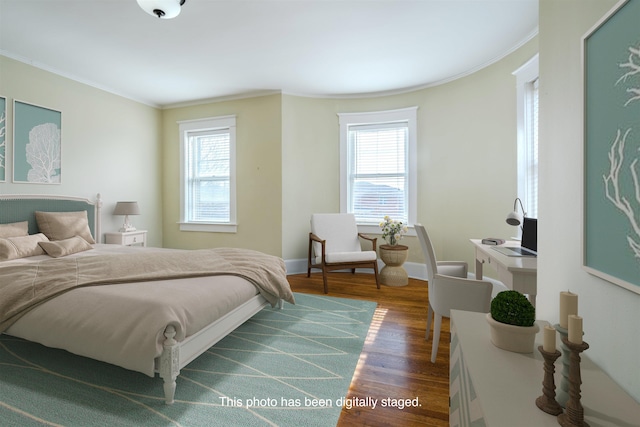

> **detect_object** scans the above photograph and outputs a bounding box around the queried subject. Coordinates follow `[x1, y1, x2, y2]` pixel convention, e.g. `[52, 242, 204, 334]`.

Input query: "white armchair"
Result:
[415, 223, 495, 363]
[307, 213, 380, 293]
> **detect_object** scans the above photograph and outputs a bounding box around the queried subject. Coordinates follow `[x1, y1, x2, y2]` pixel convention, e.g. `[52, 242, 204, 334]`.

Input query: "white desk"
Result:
[450, 310, 640, 427]
[470, 239, 537, 305]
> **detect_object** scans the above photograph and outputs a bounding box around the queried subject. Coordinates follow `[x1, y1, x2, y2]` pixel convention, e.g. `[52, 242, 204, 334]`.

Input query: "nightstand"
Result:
[104, 230, 147, 247]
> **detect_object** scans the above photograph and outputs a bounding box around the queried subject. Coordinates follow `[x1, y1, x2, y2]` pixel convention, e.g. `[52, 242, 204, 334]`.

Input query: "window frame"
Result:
[178, 115, 237, 233]
[338, 107, 418, 235]
[514, 54, 539, 220]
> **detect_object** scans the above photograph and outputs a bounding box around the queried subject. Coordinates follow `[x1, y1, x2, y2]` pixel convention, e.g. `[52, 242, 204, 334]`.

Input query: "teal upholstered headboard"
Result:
[0, 194, 102, 242]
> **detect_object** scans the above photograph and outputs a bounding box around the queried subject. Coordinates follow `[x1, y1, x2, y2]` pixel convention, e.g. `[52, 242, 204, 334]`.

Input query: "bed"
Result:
[0, 194, 295, 404]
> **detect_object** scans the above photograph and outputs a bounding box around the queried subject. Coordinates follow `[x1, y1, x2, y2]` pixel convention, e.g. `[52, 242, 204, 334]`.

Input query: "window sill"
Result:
[179, 222, 237, 233]
[357, 224, 416, 237]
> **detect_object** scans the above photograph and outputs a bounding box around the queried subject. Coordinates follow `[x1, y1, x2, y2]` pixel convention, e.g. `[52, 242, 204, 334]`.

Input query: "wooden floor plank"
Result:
[288, 272, 450, 427]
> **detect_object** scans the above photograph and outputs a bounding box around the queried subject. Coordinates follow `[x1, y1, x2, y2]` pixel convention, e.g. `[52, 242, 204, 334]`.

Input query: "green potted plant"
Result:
[486, 290, 540, 353]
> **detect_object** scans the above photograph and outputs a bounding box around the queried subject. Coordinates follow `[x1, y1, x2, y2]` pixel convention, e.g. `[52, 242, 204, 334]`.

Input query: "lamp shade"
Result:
[506, 211, 523, 226]
[506, 197, 526, 226]
[113, 202, 140, 216]
[137, 0, 185, 19]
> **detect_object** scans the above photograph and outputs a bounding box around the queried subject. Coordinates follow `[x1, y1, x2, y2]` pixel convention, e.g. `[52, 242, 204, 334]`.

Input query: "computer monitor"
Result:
[521, 217, 537, 253]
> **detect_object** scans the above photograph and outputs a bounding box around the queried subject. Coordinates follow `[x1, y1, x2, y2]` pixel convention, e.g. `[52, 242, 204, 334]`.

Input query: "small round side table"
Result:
[379, 244, 409, 286]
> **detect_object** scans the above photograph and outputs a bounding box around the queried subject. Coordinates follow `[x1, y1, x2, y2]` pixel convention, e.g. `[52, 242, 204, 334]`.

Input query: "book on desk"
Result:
[481, 238, 505, 245]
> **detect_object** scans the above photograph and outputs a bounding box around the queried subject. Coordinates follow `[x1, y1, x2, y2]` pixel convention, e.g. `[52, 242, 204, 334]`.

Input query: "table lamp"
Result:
[114, 201, 140, 232]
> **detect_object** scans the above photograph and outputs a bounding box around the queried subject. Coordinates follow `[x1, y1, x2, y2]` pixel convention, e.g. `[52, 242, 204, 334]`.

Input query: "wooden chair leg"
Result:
[373, 263, 380, 289]
[321, 268, 329, 294]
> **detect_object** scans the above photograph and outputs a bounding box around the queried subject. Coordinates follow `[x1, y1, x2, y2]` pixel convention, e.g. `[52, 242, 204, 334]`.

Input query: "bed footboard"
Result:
[157, 296, 282, 404]
[159, 325, 179, 405]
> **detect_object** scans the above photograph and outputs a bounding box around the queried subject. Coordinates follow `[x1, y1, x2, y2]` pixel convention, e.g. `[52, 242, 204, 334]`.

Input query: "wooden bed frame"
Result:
[0, 193, 281, 404]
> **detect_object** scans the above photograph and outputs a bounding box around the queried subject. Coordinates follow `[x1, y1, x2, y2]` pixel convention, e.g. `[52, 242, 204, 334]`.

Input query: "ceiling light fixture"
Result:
[137, 0, 186, 19]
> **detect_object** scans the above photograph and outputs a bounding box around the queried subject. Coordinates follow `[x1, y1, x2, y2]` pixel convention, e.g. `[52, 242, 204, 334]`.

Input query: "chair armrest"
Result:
[436, 261, 468, 278]
[358, 233, 377, 251]
[430, 273, 492, 316]
[308, 232, 326, 264]
[309, 232, 325, 243]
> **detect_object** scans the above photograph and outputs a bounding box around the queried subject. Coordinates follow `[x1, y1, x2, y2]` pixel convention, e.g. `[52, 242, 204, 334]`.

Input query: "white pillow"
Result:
[0, 233, 49, 261]
[0, 221, 29, 238]
[35, 211, 96, 244]
[39, 236, 94, 258]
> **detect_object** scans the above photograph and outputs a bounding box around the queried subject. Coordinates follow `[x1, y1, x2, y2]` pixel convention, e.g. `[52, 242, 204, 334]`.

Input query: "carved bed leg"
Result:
[159, 325, 180, 405]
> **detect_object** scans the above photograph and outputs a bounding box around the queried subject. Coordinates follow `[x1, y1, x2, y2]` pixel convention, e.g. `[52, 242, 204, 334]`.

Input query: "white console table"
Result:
[450, 310, 640, 427]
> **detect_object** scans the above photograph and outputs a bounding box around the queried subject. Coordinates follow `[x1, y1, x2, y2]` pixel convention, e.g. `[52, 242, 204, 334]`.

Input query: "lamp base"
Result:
[119, 225, 137, 232]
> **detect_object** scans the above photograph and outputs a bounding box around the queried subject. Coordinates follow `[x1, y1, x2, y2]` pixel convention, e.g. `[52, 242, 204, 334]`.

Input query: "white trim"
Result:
[177, 222, 237, 233]
[338, 107, 418, 226]
[513, 54, 539, 220]
[3, 28, 538, 109]
[178, 116, 237, 233]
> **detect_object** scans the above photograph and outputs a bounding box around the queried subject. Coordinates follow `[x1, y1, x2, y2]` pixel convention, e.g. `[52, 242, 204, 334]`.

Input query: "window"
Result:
[514, 55, 539, 219]
[179, 116, 237, 233]
[339, 107, 417, 232]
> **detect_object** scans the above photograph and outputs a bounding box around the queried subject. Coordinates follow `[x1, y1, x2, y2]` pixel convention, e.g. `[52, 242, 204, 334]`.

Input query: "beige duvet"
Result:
[1, 245, 294, 376]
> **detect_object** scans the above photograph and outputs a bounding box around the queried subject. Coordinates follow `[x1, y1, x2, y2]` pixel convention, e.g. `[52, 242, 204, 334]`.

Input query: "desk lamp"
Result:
[506, 197, 527, 226]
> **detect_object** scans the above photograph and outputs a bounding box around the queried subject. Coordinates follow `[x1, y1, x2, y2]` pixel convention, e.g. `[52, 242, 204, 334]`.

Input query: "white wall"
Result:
[537, 0, 639, 401]
[0, 56, 164, 246]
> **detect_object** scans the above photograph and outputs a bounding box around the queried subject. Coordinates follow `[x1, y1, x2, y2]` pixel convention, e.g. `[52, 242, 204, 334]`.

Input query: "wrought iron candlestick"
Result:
[557, 336, 590, 427]
[536, 346, 563, 415]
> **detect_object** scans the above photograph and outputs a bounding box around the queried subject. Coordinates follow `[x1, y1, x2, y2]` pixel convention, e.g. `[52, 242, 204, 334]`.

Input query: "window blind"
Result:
[525, 78, 539, 218]
[348, 121, 408, 224]
[187, 129, 231, 222]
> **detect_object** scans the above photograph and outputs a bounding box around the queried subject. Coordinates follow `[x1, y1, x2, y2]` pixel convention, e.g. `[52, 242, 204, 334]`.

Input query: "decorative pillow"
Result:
[0, 233, 49, 261]
[35, 211, 96, 244]
[0, 221, 29, 238]
[39, 236, 94, 258]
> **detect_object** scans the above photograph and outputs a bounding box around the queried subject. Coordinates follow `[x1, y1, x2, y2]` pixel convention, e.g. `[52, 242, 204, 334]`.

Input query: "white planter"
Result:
[486, 313, 540, 353]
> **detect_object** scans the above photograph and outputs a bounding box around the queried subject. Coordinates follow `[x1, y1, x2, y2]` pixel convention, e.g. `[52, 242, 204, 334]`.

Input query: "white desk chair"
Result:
[415, 223, 495, 363]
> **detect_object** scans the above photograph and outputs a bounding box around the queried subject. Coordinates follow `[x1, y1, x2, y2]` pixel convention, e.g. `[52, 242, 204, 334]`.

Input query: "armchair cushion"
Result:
[317, 250, 377, 265]
[311, 213, 362, 257]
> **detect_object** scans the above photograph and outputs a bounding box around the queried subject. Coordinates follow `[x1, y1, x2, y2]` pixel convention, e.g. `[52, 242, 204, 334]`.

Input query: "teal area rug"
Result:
[0, 293, 376, 427]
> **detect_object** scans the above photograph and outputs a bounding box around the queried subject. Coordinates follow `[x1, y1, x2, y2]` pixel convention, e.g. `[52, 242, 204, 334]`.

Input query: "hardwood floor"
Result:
[287, 272, 450, 427]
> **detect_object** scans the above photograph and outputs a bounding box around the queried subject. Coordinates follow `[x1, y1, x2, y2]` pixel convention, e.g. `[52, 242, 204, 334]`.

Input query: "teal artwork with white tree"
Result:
[605, 42, 640, 258]
[0, 97, 6, 182]
[13, 100, 61, 184]
[584, 0, 640, 293]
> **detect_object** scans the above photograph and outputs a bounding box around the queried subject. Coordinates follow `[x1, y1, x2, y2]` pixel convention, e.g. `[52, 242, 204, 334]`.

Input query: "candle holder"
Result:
[554, 323, 570, 407]
[557, 336, 590, 427]
[536, 346, 563, 415]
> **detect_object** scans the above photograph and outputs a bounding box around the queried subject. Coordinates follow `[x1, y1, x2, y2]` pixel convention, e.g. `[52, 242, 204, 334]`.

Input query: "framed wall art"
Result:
[0, 96, 6, 182]
[583, 0, 640, 294]
[13, 100, 62, 184]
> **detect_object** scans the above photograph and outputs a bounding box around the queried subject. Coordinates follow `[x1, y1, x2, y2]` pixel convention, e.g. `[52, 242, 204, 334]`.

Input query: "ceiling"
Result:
[0, 0, 538, 108]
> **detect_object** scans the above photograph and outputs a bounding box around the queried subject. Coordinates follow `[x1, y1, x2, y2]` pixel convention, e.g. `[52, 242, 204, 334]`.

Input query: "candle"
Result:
[559, 291, 578, 329]
[568, 315, 583, 344]
[543, 325, 556, 352]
